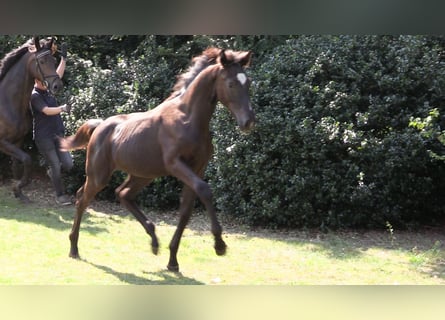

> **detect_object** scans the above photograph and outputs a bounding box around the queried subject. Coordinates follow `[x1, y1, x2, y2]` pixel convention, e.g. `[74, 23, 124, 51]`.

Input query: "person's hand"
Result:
[61, 104, 71, 113]
[60, 43, 67, 59]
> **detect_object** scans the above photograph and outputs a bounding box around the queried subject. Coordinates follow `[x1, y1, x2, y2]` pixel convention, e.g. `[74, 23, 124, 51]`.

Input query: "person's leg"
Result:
[56, 141, 73, 173]
[35, 138, 65, 197]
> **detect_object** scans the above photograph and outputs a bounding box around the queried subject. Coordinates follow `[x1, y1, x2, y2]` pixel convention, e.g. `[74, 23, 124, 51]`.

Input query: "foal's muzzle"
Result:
[240, 117, 255, 132]
[237, 104, 256, 132]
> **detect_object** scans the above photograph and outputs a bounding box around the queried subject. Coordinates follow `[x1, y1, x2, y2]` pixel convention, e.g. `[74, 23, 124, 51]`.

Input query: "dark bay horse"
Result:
[60, 47, 255, 272]
[0, 36, 63, 201]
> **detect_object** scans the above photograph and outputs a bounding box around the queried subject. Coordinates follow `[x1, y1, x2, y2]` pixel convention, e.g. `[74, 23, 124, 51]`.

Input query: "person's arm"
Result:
[56, 59, 66, 79]
[56, 43, 67, 78]
[41, 104, 70, 115]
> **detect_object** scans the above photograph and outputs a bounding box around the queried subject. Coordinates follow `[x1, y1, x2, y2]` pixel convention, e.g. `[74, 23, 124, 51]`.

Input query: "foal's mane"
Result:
[0, 38, 34, 82]
[168, 47, 223, 99]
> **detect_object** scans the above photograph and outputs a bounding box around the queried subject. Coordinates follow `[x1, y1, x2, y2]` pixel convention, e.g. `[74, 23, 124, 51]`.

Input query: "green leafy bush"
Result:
[209, 35, 445, 229]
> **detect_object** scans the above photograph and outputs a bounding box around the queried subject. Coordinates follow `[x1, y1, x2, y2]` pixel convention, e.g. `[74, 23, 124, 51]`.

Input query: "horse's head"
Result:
[215, 49, 255, 132]
[30, 36, 63, 94]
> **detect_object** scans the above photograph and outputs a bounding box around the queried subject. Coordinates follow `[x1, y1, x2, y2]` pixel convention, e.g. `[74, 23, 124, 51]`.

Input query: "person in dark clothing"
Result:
[30, 43, 73, 205]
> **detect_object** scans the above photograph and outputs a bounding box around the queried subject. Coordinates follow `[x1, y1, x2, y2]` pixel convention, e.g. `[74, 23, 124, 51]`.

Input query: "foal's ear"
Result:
[220, 49, 252, 68]
[219, 49, 230, 67]
[238, 51, 252, 68]
[33, 36, 41, 51]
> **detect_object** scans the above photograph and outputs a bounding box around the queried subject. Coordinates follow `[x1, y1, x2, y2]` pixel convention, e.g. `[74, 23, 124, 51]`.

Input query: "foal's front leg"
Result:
[167, 186, 195, 272]
[165, 158, 227, 258]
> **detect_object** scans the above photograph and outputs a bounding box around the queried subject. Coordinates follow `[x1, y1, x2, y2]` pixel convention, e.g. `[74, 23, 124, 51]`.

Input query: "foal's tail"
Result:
[59, 119, 103, 151]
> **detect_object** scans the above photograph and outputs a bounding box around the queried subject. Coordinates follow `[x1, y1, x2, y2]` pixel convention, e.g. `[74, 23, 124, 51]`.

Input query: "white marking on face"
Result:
[236, 73, 247, 86]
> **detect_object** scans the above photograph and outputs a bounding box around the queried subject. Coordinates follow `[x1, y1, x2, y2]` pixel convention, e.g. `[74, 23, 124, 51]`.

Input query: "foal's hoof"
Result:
[69, 252, 80, 259]
[151, 237, 159, 255]
[215, 239, 227, 256]
[167, 264, 180, 272]
[147, 223, 159, 255]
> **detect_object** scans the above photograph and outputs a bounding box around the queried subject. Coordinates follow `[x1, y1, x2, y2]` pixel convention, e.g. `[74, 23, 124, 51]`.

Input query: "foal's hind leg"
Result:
[115, 175, 159, 255]
[69, 177, 107, 259]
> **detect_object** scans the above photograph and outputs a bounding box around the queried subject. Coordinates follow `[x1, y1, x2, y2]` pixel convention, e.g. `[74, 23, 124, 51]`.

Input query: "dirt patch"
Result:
[1, 176, 126, 215]
[1, 176, 225, 231]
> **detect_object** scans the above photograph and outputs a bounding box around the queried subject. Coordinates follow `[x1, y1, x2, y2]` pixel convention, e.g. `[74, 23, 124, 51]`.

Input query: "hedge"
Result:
[209, 35, 445, 229]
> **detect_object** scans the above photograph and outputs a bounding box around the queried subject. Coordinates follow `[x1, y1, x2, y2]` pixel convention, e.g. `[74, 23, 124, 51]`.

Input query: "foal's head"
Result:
[215, 49, 255, 132]
[30, 37, 63, 94]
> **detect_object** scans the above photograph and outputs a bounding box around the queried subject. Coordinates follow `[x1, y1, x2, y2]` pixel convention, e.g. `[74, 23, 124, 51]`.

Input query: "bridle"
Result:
[34, 49, 60, 94]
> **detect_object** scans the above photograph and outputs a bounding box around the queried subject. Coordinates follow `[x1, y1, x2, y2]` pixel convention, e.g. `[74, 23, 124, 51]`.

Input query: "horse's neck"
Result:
[181, 68, 218, 130]
[1, 53, 35, 112]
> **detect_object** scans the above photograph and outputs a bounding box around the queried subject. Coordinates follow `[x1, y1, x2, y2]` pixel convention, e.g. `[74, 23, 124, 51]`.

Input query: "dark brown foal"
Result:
[61, 47, 255, 272]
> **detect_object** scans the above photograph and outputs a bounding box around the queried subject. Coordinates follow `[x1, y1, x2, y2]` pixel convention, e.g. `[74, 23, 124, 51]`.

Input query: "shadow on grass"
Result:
[0, 199, 107, 236]
[83, 259, 204, 285]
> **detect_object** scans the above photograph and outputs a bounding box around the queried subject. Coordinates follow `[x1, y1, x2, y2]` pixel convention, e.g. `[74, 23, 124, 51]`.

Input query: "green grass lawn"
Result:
[1, 182, 445, 284]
